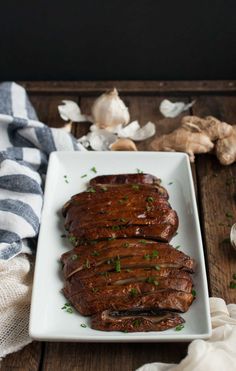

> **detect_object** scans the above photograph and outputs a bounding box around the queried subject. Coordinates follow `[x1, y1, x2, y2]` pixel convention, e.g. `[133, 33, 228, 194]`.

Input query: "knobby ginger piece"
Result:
[150, 127, 214, 162]
[181, 115, 233, 141]
[216, 125, 236, 165]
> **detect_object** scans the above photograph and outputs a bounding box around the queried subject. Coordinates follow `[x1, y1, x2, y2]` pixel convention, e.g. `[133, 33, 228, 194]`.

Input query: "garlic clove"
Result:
[58, 100, 89, 122]
[78, 128, 117, 151]
[230, 223, 236, 250]
[160, 99, 195, 118]
[110, 138, 137, 151]
[116, 121, 156, 141]
[91, 88, 130, 131]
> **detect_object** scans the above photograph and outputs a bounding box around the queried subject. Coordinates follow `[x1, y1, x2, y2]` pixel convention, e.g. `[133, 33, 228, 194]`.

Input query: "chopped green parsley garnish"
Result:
[152, 250, 159, 258]
[61, 303, 73, 313]
[80, 323, 87, 328]
[168, 182, 173, 185]
[139, 240, 147, 244]
[87, 187, 96, 193]
[130, 288, 138, 297]
[91, 287, 99, 293]
[123, 242, 130, 248]
[68, 236, 77, 244]
[64, 175, 69, 183]
[175, 245, 181, 249]
[146, 277, 159, 285]
[133, 319, 141, 327]
[229, 281, 236, 289]
[175, 324, 184, 331]
[126, 268, 132, 272]
[144, 254, 150, 260]
[115, 258, 121, 272]
[100, 186, 108, 191]
[112, 225, 120, 231]
[119, 218, 127, 223]
[81, 174, 87, 178]
[90, 166, 97, 173]
[191, 289, 196, 297]
[226, 212, 233, 218]
[84, 259, 91, 269]
[71, 254, 79, 261]
[155, 265, 161, 270]
[146, 196, 154, 203]
[136, 169, 143, 174]
[132, 184, 140, 190]
[91, 250, 100, 257]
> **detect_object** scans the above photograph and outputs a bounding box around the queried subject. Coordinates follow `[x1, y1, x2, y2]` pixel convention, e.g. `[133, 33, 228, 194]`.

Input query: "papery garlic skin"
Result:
[110, 138, 137, 151]
[91, 88, 130, 131]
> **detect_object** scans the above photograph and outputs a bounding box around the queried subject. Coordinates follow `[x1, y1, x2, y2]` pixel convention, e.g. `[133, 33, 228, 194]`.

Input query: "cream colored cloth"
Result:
[0, 254, 32, 359]
[137, 298, 236, 371]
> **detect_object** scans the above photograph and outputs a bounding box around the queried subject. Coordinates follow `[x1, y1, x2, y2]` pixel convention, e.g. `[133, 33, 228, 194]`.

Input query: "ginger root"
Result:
[181, 115, 232, 141]
[150, 127, 213, 162]
[216, 126, 236, 165]
[151, 115, 233, 162]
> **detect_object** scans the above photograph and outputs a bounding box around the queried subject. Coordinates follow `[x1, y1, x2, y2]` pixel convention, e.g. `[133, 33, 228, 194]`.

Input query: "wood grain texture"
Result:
[20, 80, 236, 94]
[192, 96, 236, 302]
[29, 94, 80, 128]
[0, 342, 42, 371]
[3, 81, 236, 371]
[42, 342, 188, 371]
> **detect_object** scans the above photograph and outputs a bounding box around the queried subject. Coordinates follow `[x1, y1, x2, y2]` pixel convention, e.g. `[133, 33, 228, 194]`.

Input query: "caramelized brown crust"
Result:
[61, 240, 195, 279]
[91, 309, 185, 332]
[61, 173, 196, 332]
[64, 287, 194, 315]
[89, 173, 161, 186]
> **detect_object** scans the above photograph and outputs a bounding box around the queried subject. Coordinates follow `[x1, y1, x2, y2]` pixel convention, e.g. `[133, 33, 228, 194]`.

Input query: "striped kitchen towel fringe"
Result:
[0, 82, 85, 260]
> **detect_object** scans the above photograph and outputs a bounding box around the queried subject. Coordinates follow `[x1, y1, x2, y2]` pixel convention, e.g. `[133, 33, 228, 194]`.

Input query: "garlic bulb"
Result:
[91, 88, 130, 131]
[110, 138, 137, 151]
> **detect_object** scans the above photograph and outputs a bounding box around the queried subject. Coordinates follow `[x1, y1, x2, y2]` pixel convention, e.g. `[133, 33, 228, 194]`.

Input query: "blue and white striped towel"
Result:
[0, 82, 85, 260]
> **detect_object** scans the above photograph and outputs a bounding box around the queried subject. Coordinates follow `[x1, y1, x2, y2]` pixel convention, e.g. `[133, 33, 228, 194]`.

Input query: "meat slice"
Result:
[62, 183, 169, 218]
[91, 309, 185, 332]
[61, 240, 195, 279]
[64, 288, 194, 315]
[64, 267, 193, 292]
[61, 173, 196, 332]
[89, 173, 161, 186]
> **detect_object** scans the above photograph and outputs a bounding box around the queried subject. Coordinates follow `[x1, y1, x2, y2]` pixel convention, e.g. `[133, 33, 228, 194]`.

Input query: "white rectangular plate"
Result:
[30, 151, 211, 342]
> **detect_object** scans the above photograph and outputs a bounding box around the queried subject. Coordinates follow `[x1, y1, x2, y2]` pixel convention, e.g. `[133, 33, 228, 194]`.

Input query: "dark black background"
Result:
[1, 0, 236, 80]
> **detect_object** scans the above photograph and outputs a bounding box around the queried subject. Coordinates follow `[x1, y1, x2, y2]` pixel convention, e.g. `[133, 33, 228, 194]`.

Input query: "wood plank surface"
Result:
[192, 96, 236, 302]
[42, 342, 188, 371]
[1, 81, 236, 371]
[20, 80, 236, 94]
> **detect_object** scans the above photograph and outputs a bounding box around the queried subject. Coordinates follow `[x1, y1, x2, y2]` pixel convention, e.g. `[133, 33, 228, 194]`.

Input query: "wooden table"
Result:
[1, 80, 236, 371]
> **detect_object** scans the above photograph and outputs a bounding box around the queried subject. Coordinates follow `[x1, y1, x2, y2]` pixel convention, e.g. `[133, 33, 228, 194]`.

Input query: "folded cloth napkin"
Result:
[137, 297, 236, 371]
[0, 82, 85, 260]
[0, 82, 85, 358]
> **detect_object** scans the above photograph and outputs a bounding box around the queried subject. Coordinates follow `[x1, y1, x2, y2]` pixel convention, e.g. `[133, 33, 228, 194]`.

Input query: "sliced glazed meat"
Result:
[64, 267, 193, 292]
[61, 240, 195, 279]
[91, 309, 185, 332]
[62, 183, 169, 219]
[61, 173, 196, 332]
[89, 173, 161, 186]
[64, 287, 194, 315]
